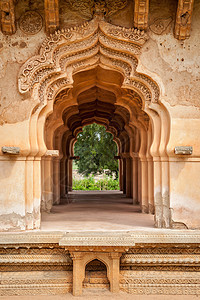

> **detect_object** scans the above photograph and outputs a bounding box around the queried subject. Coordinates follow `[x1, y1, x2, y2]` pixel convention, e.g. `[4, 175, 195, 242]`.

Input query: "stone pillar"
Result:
[53, 157, 60, 205]
[147, 157, 154, 214]
[70, 252, 83, 296]
[126, 157, 132, 198]
[122, 158, 126, 194]
[137, 159, 141, 204]
[33, 158, 41, 229]
[154, 159, 162, 228]
[68, 159, 73, 192]
[65, 158, 69, 194]
[119, 158, 123, 191]
[108, 253, 121, 293]
[162, 160, 170, 228]
[42, 157, 53, 212]
[141, 158, 148, 213]
[60, 157, 66, 198]
[132, 156, 138, 204]
[25, 157, 34, 229]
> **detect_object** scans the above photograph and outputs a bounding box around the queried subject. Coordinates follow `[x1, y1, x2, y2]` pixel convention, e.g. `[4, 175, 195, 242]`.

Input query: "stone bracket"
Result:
[0, 0, 16, 35]
[134, 0, 149, 30]
[174, 0, 194, 40]
[174, 146, 193, 155]
[1, 146, 20, 155]
[44, 0, 59, 34]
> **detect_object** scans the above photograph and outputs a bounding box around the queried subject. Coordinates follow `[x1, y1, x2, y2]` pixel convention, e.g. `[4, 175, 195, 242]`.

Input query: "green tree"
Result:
[74, 123, 118, 178]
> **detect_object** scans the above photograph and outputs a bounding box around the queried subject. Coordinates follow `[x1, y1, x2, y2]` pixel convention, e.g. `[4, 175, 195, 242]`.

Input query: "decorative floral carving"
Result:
[67, 0, 127, 19]
[19, 11, 43, 35]
[18, 15, 159, 105]
[150, 17, 172, 35]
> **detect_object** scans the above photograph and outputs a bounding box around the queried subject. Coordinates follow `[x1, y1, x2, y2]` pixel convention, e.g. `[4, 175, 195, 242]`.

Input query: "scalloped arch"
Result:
[18, 15, 160, 107]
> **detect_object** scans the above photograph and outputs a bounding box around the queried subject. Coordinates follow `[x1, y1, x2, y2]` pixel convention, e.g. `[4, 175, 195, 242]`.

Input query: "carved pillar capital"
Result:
[109, 252, 122, 260]
[69, 251, 83, 260]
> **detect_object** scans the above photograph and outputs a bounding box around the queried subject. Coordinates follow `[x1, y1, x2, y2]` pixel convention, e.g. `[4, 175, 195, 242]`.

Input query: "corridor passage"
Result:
[41, 191, 154, 231]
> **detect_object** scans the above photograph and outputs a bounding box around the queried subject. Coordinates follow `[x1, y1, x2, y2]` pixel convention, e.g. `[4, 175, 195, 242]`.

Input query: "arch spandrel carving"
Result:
[18, 14, 159, 105]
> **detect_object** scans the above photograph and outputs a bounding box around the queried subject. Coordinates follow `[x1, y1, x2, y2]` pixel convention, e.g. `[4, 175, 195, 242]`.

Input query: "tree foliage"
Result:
[74, 123, 118, 178]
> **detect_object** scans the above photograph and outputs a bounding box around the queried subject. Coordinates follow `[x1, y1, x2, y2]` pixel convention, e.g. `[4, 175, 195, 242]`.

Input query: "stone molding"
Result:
[1, 231, 200, 245]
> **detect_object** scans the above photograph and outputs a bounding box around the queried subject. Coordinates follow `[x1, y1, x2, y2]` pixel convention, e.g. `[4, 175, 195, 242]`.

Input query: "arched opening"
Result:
[83, 259, 109, 290]
[72, 123, 119, 191]
[40, 65, 156, 230]
[18, 15, 171, 229]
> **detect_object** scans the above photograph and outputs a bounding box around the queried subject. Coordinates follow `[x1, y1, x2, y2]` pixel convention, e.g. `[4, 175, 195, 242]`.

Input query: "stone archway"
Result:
[18, 12, 171, 230]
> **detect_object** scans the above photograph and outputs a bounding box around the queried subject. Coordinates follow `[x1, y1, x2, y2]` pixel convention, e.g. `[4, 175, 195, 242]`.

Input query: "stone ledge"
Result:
[1, 230, 200, 245]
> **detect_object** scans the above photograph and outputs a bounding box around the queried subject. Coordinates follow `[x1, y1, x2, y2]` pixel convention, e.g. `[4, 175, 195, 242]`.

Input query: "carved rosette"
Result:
[19, 11, 43, 35]
[18, 15, 160, 106]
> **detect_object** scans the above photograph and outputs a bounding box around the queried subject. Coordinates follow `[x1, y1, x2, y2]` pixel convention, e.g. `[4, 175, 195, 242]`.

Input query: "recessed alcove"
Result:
[83, 259, 109, 290]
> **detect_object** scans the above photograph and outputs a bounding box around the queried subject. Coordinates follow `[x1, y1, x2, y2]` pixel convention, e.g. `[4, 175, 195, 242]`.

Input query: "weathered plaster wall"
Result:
[141, 0, 200, 111]
[0, 0, 200, 230]
[0, 30, 45, 125]
[0, 159, 26, 231]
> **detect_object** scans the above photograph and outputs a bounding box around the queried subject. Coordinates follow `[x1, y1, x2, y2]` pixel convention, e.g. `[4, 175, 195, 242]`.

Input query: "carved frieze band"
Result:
[174, 0, 194, 40]
[0, 0, 16, 35]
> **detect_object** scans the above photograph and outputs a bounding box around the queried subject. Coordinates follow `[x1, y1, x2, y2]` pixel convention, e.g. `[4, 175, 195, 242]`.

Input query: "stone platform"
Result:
[1, 229, 200, 296]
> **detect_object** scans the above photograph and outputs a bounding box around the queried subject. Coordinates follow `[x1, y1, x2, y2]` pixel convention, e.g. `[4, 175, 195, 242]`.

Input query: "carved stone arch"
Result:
[18, 13, 172, 229]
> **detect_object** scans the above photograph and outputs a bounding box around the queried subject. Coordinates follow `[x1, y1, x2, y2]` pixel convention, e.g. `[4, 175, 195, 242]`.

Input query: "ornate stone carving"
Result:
[150, 17, 173, 35]
[120, 270, 200, 294]
[134, 0, 149, 30]
[60, 233, 135, 247]
[44, 0, 59, 34]
[18, 15, 160, 106]
[174, 0, 194, 40]
[67, 0, 128, 19]
[0, 0, 16, 35]
[19, 11, 43, 35]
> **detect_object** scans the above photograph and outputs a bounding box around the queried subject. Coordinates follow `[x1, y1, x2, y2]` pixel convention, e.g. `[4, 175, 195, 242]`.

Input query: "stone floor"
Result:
[41, 191, 155, 231]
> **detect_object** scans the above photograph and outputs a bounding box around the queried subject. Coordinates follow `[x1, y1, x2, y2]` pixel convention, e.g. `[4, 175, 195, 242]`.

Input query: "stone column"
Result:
[147, 157, 154, 213]
[53, 157, 60, 204]
[33, 157, 41, 229]
[108, 252, 121, 293]
[154, 159, 162, 228]
[119, 158, 123, 191]
[122, 158, 126, 194]
[137, 159, 141, 204]
[141, 158, 148, 213]
[68, 159, 73, 192]
[60, 157, 66, 198]
[132, 156, 138, 204]
[126, 157, 132, 198]
[42, 157, 53, 212]
[70, 252, 83, 296]
[25, 157, 34, 229]
[162, 159, 170, 227]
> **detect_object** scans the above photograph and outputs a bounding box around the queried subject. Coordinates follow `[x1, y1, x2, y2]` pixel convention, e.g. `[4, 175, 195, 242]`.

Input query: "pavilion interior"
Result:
[41, 66, 155, 230]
